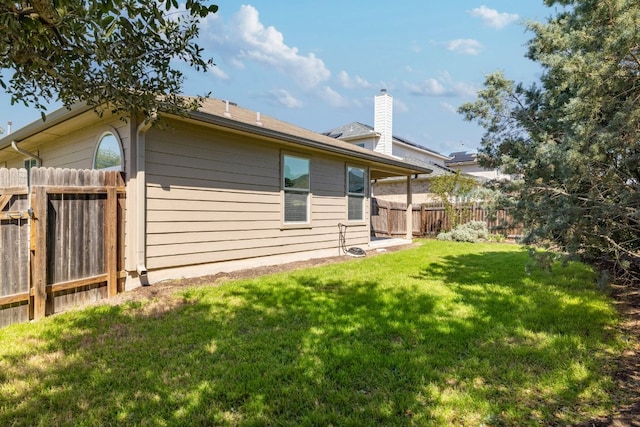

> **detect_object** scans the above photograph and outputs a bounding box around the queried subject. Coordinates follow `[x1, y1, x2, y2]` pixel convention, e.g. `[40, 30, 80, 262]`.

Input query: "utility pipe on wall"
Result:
[135, 112, 157, 282]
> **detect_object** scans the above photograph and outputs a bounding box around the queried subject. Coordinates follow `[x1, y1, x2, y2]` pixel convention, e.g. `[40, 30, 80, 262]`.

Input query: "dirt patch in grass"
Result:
[579, 284, 640, 427]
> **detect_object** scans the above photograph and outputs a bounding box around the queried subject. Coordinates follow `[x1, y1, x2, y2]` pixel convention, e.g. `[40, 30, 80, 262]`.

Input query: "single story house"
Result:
[0, 98, 431, 289]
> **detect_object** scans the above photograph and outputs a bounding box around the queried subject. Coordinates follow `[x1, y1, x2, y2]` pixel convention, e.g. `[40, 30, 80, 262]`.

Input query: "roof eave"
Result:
[392, 138, 450, 160]
[339, 133, 379, 142]
[446, 161, 477, 166]
[1, 102, 432, 176]
[0, 102, 93, 150]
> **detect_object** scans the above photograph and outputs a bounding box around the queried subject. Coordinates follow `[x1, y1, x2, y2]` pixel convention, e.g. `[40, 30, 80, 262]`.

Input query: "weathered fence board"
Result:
[0, 168, 126, 327]
[0, 168, 30, 327]
[371, 198, 523, 239]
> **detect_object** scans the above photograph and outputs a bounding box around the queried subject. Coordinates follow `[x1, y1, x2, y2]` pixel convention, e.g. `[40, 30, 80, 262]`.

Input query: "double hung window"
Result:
[283, 154, 310, 224]
[347, 166, 366, 221]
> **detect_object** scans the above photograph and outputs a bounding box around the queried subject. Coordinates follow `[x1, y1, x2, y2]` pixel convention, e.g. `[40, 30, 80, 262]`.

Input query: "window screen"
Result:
[347, 166, 365, 221]
[283, 155, 310, 223]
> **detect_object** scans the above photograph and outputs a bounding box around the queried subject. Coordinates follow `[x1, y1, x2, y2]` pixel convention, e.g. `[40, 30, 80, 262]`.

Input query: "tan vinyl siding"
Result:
[144, 121, 369, 270]
[150, 240, 341, 269]
[147, 210, 282, 223]
[2, 118, 130, 170]
[311, 156, 345, 197]
[47, 120, 129, 170]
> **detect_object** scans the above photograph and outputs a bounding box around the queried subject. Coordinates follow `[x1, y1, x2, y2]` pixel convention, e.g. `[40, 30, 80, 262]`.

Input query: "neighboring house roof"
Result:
[402, 157, 458, 178]
[323, 121, 450, 161]
[445, 150, 510, 182]
[0, 99, 432, 178]
[392, 134, 449, 161]
[446, 151, 478, 166]
[322, 122, 375, 140]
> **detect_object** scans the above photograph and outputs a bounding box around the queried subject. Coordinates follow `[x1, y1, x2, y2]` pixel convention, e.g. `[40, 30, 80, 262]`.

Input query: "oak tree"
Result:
[1, 0, 218, 120]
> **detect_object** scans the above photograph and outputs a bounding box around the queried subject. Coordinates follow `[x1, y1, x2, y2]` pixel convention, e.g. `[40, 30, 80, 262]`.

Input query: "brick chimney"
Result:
[374, 89, 393, 156]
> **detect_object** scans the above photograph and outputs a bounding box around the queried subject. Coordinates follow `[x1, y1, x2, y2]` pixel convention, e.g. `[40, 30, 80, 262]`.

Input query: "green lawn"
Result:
[0, 240, 627, 426]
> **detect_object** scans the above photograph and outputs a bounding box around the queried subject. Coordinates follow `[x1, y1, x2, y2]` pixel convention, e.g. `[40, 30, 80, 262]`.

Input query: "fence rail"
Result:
[0, 168, 126, 328]
[371, 198, 523, 239]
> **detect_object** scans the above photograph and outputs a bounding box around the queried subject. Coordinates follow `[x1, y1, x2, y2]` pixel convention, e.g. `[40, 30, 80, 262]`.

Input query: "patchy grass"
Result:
[0, 241, 626, 426]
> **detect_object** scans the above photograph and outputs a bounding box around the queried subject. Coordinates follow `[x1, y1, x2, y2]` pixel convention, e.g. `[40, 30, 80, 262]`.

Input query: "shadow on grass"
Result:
[416, 248, 621, 420]
[0, 245, 623, 426]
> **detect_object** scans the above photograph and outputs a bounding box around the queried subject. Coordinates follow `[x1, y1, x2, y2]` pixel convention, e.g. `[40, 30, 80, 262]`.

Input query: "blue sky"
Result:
[0, 1, 557, 155]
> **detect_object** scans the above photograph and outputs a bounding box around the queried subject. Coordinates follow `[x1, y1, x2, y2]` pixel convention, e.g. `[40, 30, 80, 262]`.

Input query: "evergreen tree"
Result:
[459, 0, 640, 284]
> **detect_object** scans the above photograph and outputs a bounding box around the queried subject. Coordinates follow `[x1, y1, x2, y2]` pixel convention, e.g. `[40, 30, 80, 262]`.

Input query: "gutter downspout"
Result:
[11, 141, 42, 166]
[135, 113, 157, 283]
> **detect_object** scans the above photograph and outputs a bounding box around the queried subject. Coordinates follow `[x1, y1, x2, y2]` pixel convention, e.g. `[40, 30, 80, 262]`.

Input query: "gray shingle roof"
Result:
[401, 157, 457, 177]
[446, 151, 477, 165]
[321, 122, 375, 139]
[324, 121, 448, 159]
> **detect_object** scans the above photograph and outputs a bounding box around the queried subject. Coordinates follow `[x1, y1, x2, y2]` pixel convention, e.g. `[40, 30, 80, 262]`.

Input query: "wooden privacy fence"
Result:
[0, 168, 126, 327]
[371, 198, 523, 239]
[0, 169, 29, 327]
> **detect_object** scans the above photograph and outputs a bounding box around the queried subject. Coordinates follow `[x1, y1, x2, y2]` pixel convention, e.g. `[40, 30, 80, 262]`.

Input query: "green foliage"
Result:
[430, 171, 477, 230]
[0, 0, 218, 120]
[459, 1, 640, 285]
[94, 148, 121, 170]
[437, 220, 489, 243]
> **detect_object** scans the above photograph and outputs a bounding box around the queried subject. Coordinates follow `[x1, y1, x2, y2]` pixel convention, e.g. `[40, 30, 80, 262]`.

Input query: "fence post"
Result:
[31, 186, 47, 320]
[105, 186, 118, 297]
[405, 177, 413, 239]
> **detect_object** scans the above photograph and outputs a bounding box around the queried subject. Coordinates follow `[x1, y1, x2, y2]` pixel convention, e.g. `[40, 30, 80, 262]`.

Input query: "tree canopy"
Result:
[459, 0, 640, 284]
[1, 0, 218, 120]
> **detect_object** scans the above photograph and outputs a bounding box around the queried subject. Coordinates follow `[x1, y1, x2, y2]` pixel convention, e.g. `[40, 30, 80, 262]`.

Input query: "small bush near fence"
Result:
[437, 221, 489, 243]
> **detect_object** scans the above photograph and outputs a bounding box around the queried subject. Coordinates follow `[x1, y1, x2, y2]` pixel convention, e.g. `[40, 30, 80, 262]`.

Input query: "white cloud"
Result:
[231, 6, 330, 89]
[405, 74, 477, 98]
[317, 86, 351, 108]
[450, 81, 477, 98]
[201, 5, 331, 90]
[338, 71, 372, 89]
[446, 39, 483, 55]
[229, 58, 245, 69]
[440, 102, 458, 114]
[267, 89, 303, 108]
[208, 65, 230, 80]
[405, 78, 448, 96]
[469, 5, 519, 29]
[394, 98, 409, 113]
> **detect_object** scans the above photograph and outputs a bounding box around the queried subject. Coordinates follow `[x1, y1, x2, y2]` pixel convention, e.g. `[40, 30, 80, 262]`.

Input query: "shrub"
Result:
[437, 221, 489, 243]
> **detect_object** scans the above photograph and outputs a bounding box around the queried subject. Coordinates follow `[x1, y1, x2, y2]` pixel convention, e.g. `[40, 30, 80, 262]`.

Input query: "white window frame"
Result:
[92, 128, 124, 171]
[282, 153, 311, 227]
[24, 158, 38, 185]
[346, 165, 367, 223]
[24, 158, 38, 170]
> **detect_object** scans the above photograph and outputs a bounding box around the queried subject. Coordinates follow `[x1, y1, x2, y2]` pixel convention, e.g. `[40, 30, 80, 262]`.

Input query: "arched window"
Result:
[93, 131, 123, 171]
